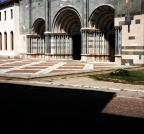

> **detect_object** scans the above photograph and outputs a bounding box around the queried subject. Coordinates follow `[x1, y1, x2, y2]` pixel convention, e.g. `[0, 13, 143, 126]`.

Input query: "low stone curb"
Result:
[0, 80, 143, 93]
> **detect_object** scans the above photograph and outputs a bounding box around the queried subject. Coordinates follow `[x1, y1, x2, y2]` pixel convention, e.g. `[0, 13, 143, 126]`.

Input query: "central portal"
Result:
[72, 35, 81, 60]
[52, 7, 82, 60]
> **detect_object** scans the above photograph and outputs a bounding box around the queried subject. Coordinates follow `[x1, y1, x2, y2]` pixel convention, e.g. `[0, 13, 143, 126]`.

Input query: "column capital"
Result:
[26, 34, 41, 38]
[44, 32, 68, 36]
[114, 26, 122, 30]
[80, 28, 101, 33]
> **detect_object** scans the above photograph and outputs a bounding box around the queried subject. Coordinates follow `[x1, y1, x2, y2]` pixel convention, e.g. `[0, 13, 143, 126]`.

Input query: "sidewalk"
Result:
[38, 76, 144, 92]
[0, 75, 144, 99]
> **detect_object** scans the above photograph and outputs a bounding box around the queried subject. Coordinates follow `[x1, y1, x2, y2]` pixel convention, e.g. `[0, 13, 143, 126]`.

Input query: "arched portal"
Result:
[89, 5, 115, 62]
[27, 18, 45, 56]
[52, 7, 82, 60]
[33, 18, 45, 37]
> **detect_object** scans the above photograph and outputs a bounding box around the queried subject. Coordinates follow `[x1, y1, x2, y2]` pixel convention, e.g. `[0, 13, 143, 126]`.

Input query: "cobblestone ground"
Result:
[102, 96, 144, 118]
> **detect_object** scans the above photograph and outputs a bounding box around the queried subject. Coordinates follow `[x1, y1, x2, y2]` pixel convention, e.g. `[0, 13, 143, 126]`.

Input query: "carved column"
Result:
[27, 36, 30, 53]
[57, 35, 60, 55]
[115, 26, 122, 63]
[106, 33, 109, 55]
[82, 31, 86, 54]
[30, 38, 33, 53]
[69, 36, 72, 55]
[115, 26, 122, 55]
[115, 26, 118, 55]
[96, 31, 99, 55]
[51, 35, 55, 54]
[37, 38, 38, 54]
[118, 27, 122, 55]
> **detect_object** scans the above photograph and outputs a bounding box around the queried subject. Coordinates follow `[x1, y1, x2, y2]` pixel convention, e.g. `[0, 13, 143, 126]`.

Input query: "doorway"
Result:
[72, 35, 81, 60]
[109, 34, 115, 62]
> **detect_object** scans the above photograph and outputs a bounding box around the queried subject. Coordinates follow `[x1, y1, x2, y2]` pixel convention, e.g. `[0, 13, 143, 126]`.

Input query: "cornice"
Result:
[0, 0, 19, 9]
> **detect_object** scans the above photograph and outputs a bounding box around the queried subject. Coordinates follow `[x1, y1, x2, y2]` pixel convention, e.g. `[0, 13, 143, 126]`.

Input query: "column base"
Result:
[27, 53, 45, 59]
[81, 54, 110, 62]
[115, 55, 122, 64]
[19, 53, 27, 59]
[45, 54, 73, 60]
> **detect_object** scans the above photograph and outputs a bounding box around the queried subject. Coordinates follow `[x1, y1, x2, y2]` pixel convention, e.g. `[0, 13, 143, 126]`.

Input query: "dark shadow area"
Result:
[0, 83, 144, 133]
[109, 34, 115, 62]
[72, 35, 81, 60]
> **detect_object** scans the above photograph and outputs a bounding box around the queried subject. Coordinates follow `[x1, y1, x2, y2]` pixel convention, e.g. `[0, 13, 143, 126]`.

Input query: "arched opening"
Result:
[0, 33, 2, 50]
[27, 18, 45, 55]
[89, 5, 115, 62]
[10, 31, 14, 51]
[4, 32, 7, 50]
[53, 7, 82, 60]
[33, 18, 45, 37]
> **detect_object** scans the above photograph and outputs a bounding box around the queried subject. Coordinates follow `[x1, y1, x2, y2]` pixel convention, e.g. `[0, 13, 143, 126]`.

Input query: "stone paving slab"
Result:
[0, 67, 12, 69]
[6, 70, 40, 73]
[22, 67, 49, 69]
[50, 70, 81, 73]
[58, 67, 84, 69]
[0, 59, 139, 78]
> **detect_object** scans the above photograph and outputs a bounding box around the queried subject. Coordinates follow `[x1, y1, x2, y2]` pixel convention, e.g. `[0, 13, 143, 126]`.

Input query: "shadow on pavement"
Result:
[0, 83, 143, 133]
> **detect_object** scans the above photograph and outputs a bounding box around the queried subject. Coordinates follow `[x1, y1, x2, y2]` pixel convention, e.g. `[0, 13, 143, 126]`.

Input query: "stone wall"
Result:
[121, 14, 144, 66]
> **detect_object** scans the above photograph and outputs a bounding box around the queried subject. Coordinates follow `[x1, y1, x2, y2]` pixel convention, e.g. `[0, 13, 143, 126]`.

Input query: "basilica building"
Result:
[0, 0, 144, 66]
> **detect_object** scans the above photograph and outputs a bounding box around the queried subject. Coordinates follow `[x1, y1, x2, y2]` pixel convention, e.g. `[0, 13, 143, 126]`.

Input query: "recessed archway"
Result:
[32, 18, 45, 37]
[27, 18, 45, 55]
[89, 5, 115, 62]
[53, 7, 82, 60]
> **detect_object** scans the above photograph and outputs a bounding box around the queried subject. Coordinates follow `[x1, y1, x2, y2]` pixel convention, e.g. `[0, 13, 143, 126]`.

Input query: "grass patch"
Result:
[89, 69, 144, 85]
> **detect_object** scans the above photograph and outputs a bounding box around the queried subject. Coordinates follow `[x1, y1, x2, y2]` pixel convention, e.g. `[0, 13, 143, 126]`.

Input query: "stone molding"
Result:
[44, 32, 68, 36]
[26, 34, 43, 38]
[80, 28, 101, 33]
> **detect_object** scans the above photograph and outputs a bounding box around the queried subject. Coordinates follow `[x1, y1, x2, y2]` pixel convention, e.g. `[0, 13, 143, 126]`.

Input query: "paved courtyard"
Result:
[0, 59, 137, 78]
[0, 59, 144, 134]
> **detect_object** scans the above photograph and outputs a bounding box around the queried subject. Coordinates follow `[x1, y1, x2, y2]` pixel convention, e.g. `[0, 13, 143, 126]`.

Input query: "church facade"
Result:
[0, 0, 144, 66]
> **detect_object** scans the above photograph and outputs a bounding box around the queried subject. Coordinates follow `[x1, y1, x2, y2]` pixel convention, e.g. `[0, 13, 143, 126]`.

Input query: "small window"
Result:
[11, 9, 13, 19]
[135, 19, 140, 24]
[4, 11, 6, 20]
[129, 36, 135, 40]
